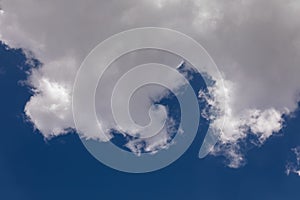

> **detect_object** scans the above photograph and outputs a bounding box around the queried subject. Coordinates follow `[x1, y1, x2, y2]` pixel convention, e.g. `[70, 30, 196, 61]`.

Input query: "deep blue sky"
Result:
[1, 42, 300, 200]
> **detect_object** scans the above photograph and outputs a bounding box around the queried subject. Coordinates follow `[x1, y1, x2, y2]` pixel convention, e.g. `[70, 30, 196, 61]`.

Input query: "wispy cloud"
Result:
[286, 147, 300, 176]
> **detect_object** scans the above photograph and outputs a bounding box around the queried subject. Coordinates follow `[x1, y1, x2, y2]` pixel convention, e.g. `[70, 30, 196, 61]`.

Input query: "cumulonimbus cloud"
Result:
[1, 0, 300, 168]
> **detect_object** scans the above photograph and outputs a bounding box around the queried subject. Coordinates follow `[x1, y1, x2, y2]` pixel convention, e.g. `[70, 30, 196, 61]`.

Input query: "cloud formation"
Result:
[286, 147, 300, 176]
[1, 0, 300, 167]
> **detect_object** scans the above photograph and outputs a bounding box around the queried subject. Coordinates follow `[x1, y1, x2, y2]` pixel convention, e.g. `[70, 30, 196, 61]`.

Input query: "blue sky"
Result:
[1, 42, 300, 200]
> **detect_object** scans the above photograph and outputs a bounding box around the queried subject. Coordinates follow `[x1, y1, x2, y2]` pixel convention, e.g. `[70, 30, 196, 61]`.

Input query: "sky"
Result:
[1, 0, 300, 199]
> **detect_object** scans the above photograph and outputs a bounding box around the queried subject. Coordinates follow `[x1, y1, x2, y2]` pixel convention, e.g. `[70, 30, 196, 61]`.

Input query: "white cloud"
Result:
[212, 107, 284, 168]
[286, 147, 300, 176]
[24, 77, 74, 138]
[200, 81, 284, 167]
[0, 0, 300, 166]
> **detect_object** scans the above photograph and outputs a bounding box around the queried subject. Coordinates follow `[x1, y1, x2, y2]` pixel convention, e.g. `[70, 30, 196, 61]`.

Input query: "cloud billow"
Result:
[1, 0, 300, 168]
